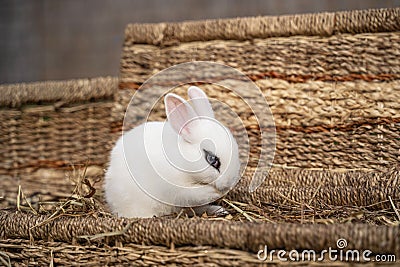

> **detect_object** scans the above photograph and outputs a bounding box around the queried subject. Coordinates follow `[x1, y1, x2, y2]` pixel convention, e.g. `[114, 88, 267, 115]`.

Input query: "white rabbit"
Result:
[104, 86, 240, 218]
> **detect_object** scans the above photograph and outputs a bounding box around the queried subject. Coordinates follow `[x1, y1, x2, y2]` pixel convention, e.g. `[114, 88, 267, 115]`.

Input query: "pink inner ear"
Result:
[166, 96, 193, 138]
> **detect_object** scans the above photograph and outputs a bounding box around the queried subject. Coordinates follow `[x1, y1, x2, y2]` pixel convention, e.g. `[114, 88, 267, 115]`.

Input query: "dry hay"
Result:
[1, 165, 400, 266]
[3, 164, 400, 224]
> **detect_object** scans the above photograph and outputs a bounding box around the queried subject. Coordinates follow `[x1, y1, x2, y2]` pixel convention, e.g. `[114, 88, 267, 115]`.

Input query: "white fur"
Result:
[104, 86, 240, 218]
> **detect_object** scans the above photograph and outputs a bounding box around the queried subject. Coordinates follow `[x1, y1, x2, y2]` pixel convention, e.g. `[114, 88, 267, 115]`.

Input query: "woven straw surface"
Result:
[0, 77, 118, 108]
[1, 7, 400, 266]
[124, 8, 400, 45]
[121, 33, 400, 83]
[0, 77, 119, 179]
[119, 8, 400, 170]
[1, 210, 399, 255]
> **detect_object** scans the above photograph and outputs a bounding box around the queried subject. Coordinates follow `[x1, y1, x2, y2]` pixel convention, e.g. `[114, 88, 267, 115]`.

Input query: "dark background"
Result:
[1, 0, 399, 84]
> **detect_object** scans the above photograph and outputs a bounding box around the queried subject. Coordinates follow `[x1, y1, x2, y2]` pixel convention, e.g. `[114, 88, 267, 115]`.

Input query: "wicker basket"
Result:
[1, 7, 400, 266]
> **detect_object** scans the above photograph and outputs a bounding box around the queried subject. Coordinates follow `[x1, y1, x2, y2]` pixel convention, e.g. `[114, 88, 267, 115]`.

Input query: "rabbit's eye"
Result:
[203, 149, 220, 172]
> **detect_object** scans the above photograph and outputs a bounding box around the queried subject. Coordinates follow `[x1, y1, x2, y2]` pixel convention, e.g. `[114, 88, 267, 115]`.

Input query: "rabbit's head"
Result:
[163, 86, 241, 197]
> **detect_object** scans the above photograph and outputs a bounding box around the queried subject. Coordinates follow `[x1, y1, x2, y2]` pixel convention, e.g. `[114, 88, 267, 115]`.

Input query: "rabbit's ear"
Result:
[188, 86, 215, 119]
[165, 93, 198, 142]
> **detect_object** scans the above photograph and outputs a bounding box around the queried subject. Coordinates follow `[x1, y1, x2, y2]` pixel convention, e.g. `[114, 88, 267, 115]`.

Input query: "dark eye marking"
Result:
[203, 149, 221, 172]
